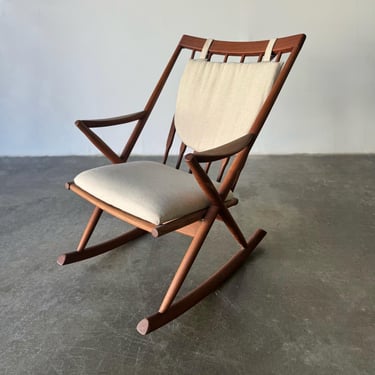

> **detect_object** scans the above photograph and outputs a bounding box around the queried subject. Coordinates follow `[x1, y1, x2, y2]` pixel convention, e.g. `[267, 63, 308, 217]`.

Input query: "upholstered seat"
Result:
[74, 161, 233, 225]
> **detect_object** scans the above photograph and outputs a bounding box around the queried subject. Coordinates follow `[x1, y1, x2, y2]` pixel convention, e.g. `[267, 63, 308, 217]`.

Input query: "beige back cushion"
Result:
[175, 59, 282, 152]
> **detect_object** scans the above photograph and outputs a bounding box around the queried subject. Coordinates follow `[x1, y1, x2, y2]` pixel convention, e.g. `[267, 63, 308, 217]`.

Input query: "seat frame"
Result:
[57, 34, 306, 335]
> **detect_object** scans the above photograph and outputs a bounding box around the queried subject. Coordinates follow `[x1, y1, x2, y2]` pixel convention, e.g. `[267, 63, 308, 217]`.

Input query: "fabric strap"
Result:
[199, 39, 214, 59]
[263, 38, 277, 62]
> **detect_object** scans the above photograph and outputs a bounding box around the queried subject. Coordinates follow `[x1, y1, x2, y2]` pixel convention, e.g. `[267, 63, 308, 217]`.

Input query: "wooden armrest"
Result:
[185, 133, 256, 163]
[75, 110, 148, 128]
[185, 133, 256, 200]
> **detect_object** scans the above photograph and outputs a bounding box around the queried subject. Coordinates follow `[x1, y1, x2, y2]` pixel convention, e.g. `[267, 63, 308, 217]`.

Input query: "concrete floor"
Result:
[0, 155, 374, 374]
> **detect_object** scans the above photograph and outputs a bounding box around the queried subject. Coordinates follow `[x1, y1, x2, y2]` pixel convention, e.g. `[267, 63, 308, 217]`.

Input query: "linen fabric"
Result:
[74, 161, 232, 225]
[175, 59, 282, 151]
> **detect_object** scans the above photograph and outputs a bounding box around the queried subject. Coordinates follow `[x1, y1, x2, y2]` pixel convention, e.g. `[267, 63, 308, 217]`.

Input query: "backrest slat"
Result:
[175, 143, 187, 169]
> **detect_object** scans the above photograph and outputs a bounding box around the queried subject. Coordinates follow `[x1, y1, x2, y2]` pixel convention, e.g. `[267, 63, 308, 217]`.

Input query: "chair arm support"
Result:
[185, 133, 256, 163]
[75, 110, 148, 128]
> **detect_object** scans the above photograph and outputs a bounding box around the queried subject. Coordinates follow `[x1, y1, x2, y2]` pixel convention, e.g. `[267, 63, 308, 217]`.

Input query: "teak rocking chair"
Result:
[57, 34, 305, 335]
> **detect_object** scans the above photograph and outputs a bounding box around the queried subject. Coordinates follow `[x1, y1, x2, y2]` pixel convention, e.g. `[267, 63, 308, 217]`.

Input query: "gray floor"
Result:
[1, 155, 374, 375]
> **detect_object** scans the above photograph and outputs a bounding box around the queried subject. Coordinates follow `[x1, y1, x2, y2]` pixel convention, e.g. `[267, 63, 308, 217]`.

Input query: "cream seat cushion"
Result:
[74, 161, 232, 225]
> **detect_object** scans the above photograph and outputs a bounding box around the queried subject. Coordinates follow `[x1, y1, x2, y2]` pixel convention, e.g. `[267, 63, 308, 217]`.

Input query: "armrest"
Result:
[184, 133, 256, 201]
[75, 110, 148, 128]
[185, 133, 256, 163]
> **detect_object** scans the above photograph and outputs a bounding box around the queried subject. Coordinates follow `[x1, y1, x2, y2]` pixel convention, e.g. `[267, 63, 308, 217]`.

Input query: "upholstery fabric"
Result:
[175, 59, 282, 152]
[74, 161, 232, 225]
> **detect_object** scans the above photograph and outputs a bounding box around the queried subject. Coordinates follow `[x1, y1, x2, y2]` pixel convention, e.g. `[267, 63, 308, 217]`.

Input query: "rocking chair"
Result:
[57, 34, 306, 335]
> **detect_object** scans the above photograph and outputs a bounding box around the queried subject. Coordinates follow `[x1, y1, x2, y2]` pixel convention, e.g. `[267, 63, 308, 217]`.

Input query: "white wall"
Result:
[0, 0, 374, 155]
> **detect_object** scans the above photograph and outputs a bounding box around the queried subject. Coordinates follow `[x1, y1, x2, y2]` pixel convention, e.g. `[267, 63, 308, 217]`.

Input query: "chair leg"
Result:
[158, 207, 218, 313]
[137, 228, 266, 335]
[218, 207, 248, 248]
[77, 206, 103, 251]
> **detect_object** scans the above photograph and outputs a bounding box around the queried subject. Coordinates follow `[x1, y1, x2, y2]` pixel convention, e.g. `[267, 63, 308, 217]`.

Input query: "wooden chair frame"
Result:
[57, 34, 306, 335]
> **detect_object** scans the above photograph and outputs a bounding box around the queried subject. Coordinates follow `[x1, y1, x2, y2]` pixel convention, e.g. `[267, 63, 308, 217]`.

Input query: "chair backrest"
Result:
[121, 34, 305, 181]
[149, 34, 306, 169]
[175, 39, 282, 152]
